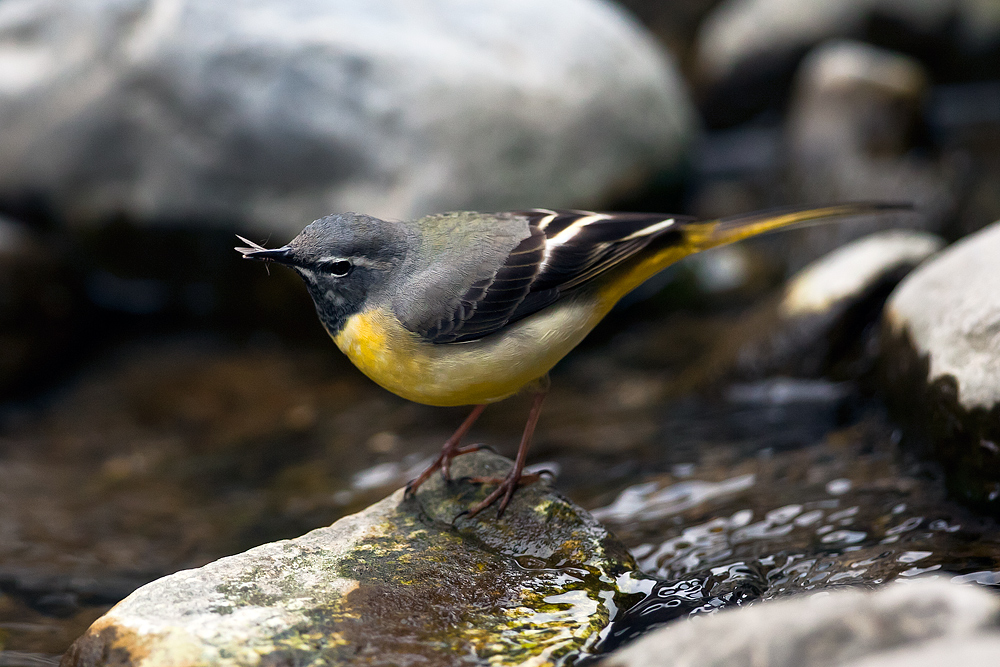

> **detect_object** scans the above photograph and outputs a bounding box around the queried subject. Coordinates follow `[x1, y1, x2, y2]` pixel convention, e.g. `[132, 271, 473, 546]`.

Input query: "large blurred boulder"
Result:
[882, 219, 1000, 513]
[0, 0, 696, 235]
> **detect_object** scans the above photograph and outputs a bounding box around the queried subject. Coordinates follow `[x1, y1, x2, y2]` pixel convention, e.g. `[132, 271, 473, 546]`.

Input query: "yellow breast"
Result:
[331, 297, 608, 407]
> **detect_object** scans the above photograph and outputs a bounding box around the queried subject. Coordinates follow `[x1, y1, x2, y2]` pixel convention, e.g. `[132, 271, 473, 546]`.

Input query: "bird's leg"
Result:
[465, 390, 547, 518]
[405, 404, 487, 497]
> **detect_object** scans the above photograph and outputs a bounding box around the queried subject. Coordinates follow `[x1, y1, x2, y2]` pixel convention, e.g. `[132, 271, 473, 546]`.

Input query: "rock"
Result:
[781, 230, 943, 318]
[603, 230, 942, 394]
[783, 41, 954, 267]
[840, 635, 1000, 667]
[695, 0, 1000, 124]
[736, 230, 942, 379]
[882, 219, 1000, 512]
[600, 579, 1000, 667]
[62, 450, 650, 667]
[789, 40, 927, 164]
[0, 0, 696, 235]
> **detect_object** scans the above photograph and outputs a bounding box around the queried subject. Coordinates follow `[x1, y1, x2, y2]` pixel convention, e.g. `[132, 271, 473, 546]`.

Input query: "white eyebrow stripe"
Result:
[621, 218, 676, 240]
[549, 213, 610, 245]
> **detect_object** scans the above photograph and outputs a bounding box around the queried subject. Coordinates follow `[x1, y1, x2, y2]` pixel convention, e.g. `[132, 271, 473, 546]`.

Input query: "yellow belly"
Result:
[331, 295, 608, 407]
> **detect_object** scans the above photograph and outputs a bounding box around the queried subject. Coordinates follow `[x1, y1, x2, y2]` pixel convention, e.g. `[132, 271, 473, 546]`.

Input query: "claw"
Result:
[404, 404, 487, 496]
[464, 471, 543, 518]
[406, 389, 548, 521]
[441, 443, 488, 482]
[462, 391, 547, 519]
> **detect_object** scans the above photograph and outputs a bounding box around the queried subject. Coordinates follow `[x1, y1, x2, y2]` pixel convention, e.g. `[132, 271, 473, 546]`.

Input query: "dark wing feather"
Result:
[528, 209, 691, 292]
[421, 209, 687, 344]
[415, 204, 904, 344]
[422, 225, 546, 343]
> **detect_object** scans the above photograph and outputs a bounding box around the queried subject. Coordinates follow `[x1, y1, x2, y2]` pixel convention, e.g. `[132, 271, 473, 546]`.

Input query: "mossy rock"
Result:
[62, 451, 650, 667]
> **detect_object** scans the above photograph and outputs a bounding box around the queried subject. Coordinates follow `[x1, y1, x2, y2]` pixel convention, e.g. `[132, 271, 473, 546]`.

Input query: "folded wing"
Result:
[420, 209, 688, 343]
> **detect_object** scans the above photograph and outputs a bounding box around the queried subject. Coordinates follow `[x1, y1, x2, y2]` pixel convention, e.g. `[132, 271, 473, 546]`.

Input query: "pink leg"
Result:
[466, 391, 547, 518]
[405, 404, 487, 496]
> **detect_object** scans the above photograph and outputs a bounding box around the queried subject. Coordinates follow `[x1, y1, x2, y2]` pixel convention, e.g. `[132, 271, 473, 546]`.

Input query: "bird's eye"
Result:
[327, 260, 352, 277]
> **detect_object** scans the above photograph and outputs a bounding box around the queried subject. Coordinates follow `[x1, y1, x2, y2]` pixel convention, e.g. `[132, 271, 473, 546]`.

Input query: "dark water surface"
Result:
[584, 394, 1000, 654]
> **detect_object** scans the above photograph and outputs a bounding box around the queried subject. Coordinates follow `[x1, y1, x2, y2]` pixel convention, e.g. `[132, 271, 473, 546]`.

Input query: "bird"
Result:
[236, 203, 902, 517]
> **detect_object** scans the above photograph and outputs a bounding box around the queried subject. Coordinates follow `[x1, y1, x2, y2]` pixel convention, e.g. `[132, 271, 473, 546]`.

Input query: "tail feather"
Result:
[686, 202, 913, 249]
[598, 202, 913, 306]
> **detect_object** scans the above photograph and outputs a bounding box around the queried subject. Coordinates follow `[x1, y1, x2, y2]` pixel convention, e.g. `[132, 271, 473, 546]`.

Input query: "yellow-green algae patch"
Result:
[64, 451, 651, 667]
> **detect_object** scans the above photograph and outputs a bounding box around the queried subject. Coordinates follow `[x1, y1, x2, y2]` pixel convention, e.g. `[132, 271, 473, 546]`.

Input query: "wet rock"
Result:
[652, 229, 943, 385]
[595, 231, 940, 396]
[0, 0, 695, 234]
[63, 450, 649, 667]
[737, 229, 943, 378]
[601, 579, 1000, 667]
[882, 219, 1000, 512]
[784, 40, 954, 267]
[695, 0, 1000, 125]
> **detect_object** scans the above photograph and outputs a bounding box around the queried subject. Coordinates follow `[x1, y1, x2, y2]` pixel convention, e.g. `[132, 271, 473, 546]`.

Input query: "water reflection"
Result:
[585, 400, 1000, 651]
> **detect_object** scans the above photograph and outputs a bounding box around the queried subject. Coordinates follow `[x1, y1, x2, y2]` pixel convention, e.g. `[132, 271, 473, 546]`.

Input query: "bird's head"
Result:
[236, 213, 408, 334]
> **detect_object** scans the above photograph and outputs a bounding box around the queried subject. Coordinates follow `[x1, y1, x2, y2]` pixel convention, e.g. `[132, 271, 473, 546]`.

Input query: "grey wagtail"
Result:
[236, 203, 902, 517]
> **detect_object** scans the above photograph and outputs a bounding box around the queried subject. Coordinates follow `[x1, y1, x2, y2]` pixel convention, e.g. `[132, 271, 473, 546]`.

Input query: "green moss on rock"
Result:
[63, 451, 651, 667]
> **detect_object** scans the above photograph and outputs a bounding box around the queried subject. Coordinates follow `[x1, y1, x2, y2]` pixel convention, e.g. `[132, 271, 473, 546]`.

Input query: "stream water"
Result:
[3, 276, 999, 664]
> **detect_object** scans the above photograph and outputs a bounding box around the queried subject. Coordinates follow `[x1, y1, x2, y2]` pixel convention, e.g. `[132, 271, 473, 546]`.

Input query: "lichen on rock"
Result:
[62, 451, 651, 667]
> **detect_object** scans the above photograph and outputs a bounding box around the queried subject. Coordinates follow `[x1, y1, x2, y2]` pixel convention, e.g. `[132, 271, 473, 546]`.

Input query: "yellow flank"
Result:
[332, 227, 708, 407]
[333, 298, 607, 407]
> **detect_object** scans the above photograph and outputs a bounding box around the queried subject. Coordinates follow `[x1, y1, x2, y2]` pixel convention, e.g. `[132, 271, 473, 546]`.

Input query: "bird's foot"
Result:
[462, 471, 543, 518]
[404, 404, 488, 499]
[404, 443, 490, 498]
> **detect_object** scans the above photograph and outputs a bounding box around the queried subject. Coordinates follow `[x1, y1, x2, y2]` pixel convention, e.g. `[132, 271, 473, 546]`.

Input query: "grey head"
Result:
[236, 213, 410, 336]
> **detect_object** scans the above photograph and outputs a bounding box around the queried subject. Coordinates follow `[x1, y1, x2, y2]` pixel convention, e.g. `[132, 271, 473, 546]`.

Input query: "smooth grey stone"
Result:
[737, 229, 943, 378]
[782, 41, 954, 267]
[601, 578, 1000, 667]
[0, 0, 696, 235]
[882, 219, 1000, 511]
[841, 635, 1000, 667]
[886, 220, 1000, 412]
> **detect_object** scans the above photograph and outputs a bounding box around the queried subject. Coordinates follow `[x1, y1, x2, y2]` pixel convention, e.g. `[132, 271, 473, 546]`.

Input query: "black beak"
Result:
[235, 236, 295, 265]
